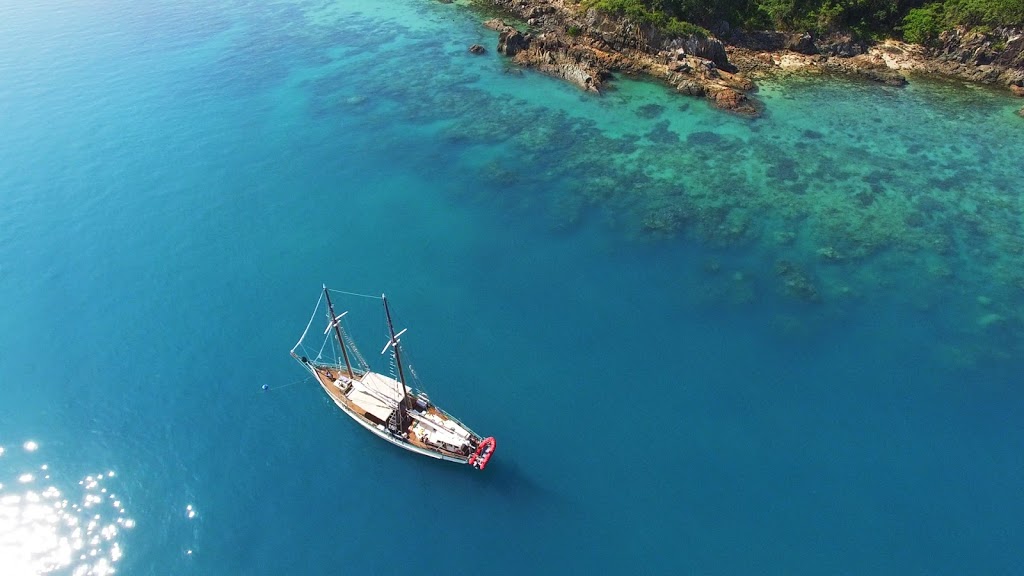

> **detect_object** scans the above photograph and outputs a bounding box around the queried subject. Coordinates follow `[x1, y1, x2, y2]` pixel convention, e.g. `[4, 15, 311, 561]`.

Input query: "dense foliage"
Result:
[580, 0, 711, 36]
[902, 0, 1024, 44]
[576, 0, 1024, 42]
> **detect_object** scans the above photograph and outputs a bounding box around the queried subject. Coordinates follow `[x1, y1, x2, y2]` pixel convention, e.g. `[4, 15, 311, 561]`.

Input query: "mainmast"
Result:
[382, 294, 411, 411]
[323, 286, 355, 379]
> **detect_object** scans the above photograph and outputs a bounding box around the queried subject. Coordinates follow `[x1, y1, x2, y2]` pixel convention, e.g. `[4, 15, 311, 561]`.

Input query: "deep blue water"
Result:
[1, 0, 1022, 574]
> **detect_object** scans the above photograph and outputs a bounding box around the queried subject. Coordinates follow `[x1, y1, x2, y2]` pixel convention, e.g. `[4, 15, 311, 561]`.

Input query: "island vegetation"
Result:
[580, 0, 1024, 44]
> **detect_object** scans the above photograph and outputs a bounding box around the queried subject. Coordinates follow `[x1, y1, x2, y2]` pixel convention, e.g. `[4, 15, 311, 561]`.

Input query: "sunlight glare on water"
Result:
[0, 442, 134, 575]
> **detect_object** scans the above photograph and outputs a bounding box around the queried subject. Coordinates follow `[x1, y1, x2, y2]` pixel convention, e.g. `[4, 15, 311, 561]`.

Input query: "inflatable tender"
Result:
[468, 437, 496, 470]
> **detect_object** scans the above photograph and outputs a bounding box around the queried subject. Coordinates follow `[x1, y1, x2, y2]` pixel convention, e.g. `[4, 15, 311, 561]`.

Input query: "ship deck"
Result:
[312, 365, 471, 461]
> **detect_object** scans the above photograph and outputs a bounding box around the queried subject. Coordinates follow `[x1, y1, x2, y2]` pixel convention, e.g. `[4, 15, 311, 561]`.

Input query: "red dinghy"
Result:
[469, 437, 497, 470]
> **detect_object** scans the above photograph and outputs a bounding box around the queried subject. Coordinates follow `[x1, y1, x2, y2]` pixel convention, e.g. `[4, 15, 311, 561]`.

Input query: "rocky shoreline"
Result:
[467, 0, 1024, 117]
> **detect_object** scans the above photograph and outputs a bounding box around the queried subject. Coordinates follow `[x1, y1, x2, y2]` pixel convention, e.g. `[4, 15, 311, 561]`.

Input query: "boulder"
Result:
[786, 33, 817, 55]
[855, 66, 908, 85]
[709, 86, 745, 109]
[676, 79, 706, 96]
[1011, 84, 1024, 97]
[665, 35, 731, 69]
[706, 86, 759, 116]
[823, 35, 867, 57]
[498, 29, 531, 57]
[524, 5, 552, 19]
[692, 58, 721, 80]
[483, 19, 508, 32]
[671, 60, 692, 73]
[469, 44, 486, 55]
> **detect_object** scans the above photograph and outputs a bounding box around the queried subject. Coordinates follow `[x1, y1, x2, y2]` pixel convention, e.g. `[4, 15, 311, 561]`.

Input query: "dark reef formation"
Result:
[298, 7, 1024, 365]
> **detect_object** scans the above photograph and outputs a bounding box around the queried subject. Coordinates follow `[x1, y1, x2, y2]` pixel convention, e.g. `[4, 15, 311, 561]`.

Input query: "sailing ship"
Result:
[290, 286, 496, 470]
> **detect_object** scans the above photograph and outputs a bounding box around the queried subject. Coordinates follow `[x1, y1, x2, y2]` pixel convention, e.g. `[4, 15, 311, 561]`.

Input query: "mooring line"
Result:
[261, 378, 311, 392]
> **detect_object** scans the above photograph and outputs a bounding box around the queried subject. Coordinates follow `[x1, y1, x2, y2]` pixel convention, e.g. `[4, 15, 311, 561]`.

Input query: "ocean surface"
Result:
[1, 0, 1022, 574]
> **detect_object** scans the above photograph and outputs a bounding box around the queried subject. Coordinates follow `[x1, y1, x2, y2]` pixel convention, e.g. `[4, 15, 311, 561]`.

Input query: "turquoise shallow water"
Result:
[1, 0, 1022, 574]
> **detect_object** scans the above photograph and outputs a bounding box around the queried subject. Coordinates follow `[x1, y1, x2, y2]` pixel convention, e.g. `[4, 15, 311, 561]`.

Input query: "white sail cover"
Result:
[347, 372, 407, 422]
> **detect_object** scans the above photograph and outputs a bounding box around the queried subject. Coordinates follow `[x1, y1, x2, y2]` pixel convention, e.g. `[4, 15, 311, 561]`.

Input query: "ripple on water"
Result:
[0, 441, 134, 575]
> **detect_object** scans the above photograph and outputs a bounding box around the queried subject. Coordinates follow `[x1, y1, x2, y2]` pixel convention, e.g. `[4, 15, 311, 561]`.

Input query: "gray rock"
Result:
[524, 5, 552, 19]
[676, 79, 706, 96]
[936, 26, 1024, 73]
[665, 35, 730, 69]
[786, 33, 817, 55]
[483, 19, 508, 32]
[856, 67, 908, 85]
[498, 30, 530, 57]
[671, 61, 692, 73]
[821, 35, 867, 57]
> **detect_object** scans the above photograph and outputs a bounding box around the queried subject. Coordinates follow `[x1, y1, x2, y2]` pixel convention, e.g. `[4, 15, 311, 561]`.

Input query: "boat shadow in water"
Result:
[465, 458, 567, 511]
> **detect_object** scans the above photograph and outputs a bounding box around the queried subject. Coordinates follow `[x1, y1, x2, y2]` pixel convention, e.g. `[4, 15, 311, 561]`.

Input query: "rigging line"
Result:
[328, 289, 381, 300]
[316, 333, 330, 361]
[344, 330, 369, 371]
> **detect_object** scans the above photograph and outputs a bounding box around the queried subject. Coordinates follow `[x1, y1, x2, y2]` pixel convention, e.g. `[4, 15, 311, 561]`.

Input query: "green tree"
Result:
[902, 3, 944, 43]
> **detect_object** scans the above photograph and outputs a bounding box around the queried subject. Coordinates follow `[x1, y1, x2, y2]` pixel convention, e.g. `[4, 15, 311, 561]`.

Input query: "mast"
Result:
[323, 286, 355, 379]
[382, 294, 411, 412]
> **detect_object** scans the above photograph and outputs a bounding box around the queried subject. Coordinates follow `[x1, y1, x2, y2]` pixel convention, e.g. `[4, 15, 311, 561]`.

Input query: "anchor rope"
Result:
[262, 377, 311, 392]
